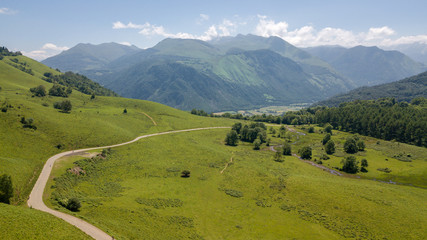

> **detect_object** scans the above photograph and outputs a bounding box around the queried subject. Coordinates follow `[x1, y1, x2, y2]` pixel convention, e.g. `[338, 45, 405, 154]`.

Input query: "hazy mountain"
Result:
[314, 71, 427, 107]
[42, 42, 140, 74]
[384, 43, 427, 65]
[305, 45, 426, 86]
[42, 35, 355, 112]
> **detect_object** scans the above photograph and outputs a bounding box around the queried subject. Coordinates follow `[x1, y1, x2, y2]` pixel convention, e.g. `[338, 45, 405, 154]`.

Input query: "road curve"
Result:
[28, 127, 229, 240]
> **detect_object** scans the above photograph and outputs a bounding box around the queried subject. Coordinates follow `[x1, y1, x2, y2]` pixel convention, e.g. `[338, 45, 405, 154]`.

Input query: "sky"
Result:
[1, 0, 427, 60]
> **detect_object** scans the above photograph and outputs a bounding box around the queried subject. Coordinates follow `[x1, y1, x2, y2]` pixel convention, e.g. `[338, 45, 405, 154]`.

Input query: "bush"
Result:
[30, 85, 46, 97]
[341, 156, 359, 173]
[325, 140, 335, 154]
[282, 143, 292, 155]
[0, 174, 13, 204]
[123, 108, 127, 114]
[324, 124, 333, 134]
[54, 100, 72, 113]
[224, 189, 243, 198]
[181, 170, 190, 178]
[66, 198, 81, 212]
[322, 133, 331, 145]
[225, 130, 239, 146]
[253, 138, 261, 150]
[299, 146, 312, 159]
[344, 137, 358, 154]
[273, 151, 283, 162]
[308, 126, 315, 133]
[357, 140, 365, 151]
[49, 84, 69, 97]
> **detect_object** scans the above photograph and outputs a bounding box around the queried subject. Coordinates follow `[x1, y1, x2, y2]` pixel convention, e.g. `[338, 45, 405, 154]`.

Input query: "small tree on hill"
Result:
[30, 85, 46, 97]
[344, 137, 358, 154]
[232, 122, 242, 134]
[253, 138, 261, 150]
[273, 151, 284, 162]
[341, 156, 359, 173]
[357, 140, 365, 151]
[308, 126, 315, 133]
[322, 133, 331, 145]
[324, 124, 333, 134]
[361, 159, 368, 172]
[181, 170, 191, 178]
[282, 143, 292, 155]
[0, 174, 13, 204]
[225, 130, 239, 146]
[299, 146, 312, 159]
[66, 198, 81, 212]
[325, 140, 335, 155]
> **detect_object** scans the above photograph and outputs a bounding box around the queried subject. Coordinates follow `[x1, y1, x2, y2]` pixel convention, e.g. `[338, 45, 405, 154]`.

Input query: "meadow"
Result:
[47, 125, 427, 239]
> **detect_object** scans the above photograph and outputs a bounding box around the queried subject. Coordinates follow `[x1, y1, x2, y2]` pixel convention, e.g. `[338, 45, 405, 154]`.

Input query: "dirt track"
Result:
[27, 127, 229, 240]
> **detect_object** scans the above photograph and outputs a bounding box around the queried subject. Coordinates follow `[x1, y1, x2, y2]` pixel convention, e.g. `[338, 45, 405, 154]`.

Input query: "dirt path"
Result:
[27, 127, 229, 240]
[220, 157, 233, 174]
[141, 112, 157, 126]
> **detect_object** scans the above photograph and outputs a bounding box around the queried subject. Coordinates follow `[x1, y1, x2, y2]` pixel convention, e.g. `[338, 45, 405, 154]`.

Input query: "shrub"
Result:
[357, 140, 365, 151]
[123, 108, 127, 114]
[322, 133, 331, 145]
[324, 124, 333, 134]
[224, 189, 243, 198]
[299, 146, 312, 159]
[66, 198, 81, 212]
[49, 84, 69, 97]
[273, 151, 283, 162]
[325, 140, 335, 154]
[225, 130, 239, 146]
[54, 100, 72, 113]
[282, 143, 292, 155]
[341, 156, 359, 173]
[308, 126, 315, 133]
[0, 174, 13, 204]
[253, 138, 261, 150]
[30, 85, 46, 97]
[181, 170, 190, 178]
[344, 137, 358, 154]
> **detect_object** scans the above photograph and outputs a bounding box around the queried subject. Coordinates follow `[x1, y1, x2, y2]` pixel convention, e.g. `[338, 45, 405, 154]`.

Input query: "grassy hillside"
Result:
[46, 125, 427, 239]
[0, 203, 90, 239]
[314, 71, 427, 107]
[0, 55, 232, 205]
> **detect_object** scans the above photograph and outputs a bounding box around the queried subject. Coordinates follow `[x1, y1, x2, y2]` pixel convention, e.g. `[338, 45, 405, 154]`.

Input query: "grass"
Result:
[0, 203, 91, 239]
[47, 126, 427, 239]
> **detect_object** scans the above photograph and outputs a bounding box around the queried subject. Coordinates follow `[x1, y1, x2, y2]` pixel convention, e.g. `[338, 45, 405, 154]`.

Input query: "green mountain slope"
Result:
[42, 42, 140, 73]
[305, 45, 427, 86]
[315, 71, 427, 107]
[43, 36, 354, 112]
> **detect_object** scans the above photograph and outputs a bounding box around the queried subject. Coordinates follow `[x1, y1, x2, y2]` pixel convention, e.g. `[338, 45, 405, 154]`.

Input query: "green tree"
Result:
[344, 137, 358, 154]
[0, 174, 13, 204]
[325, 140, 335, 154]
[341, 156, 359, 173]
[299, 146, 312, 159]
[282, 143, 292, 155]
[49, 84, 68, 97]
[61, 100, 72, 113]
[123, 108, 127, 114]
[225, 130, 239, 146]
[232, 122, 242, 134]
[361, 158, 369, 172]
[66, 198, 81, 212]
[253, 138, 261, 150]
[273, 151, 284, 162]
[30, 85, 46, 97]
[91, 93, 95, 99]
[324, 124, 333, 134]
[308, 126, 315, 133]
[322, 133, 331, 145]
[181, 170, 191, 178]
[357, 140, 365, 151]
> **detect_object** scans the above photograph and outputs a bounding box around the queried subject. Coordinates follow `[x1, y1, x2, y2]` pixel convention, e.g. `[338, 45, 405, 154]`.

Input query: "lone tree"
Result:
[66, 197, 81, 212]
[361, 159, 369, 172]
[341, 156, 359, 173]
[325, 140, 335, 155]
[273, 151, 284, 162]
[308, 126, 315, 133]
[344, 137, 358, 154]
[0, 174, 13, 204]
[30, 85, 46, 97]
[299, 146, 312, 159]
[123, 108, 127, 114]
[181, 170, 191, 178]
[282, 143, 292, 155]
[322, 133, 331, 145]
[54, 100, 72, 113]
[225, 130, 239, 146]
[253, 138, 261, 150]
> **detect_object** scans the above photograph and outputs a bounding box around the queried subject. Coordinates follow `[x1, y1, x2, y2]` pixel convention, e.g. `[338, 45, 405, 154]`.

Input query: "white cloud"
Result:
[199, 14, 209, 23]
[119, 41, 132, 46]
[253, 15, 427, 47]
[113, 19, 239, 41]
[0, 8, 16, 15]
[22, 43, 69, 61]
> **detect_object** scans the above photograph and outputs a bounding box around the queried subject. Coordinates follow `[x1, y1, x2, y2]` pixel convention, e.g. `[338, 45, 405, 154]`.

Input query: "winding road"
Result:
[27, 127, 229, 240]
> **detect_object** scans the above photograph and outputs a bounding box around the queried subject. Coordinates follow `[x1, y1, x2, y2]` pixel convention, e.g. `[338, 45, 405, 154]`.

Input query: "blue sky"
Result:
[1, 0, 426, 60]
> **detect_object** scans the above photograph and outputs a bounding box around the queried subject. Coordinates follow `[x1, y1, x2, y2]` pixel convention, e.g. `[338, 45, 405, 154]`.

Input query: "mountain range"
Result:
[304, 45, 426, 86]
[314, 71, 427, 107]
[42, 35, 426, 112]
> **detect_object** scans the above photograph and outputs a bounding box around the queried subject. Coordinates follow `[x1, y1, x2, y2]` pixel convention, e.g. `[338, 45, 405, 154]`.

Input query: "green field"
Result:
[47, 126, 427, 239]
